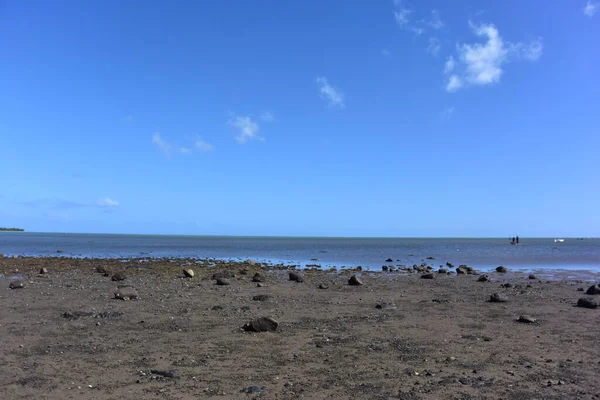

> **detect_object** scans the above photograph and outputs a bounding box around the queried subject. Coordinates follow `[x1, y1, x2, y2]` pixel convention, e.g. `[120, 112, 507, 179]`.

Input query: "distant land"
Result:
[0, 227, 24, 232]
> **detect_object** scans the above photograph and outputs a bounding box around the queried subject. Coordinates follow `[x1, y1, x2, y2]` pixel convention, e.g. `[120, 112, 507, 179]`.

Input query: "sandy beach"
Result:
[1, 257, 600, 399]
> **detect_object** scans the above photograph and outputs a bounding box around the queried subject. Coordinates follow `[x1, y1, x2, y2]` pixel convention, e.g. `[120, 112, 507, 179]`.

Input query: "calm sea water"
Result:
[1, 233, 599, 272]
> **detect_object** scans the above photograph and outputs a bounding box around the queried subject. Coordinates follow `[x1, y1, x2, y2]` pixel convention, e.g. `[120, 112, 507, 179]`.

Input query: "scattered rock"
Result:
[496, 266, 508, 273]
[114, 286, 138, 300]
[212, 271, 234, 280]
[528, 274, 538, 280]
[446, 262, 455, 268]
[577, 298, 599, 309]
[256, 283, 264, 287]
[252, 272, 265, 283]
[252, 294, 271, 302]
[62, 311, 93, 320]
[215, 278, 230, 286]
[318, 283, 329, 290]
[348, 275, 363, 286]
[182, 268, 194, 278]
[456, 265, 468, 275]
[382, 266, 389, 272]
[242, 317, 279, 332]
[385, 258, 393, 262]
[39, 267, 48, 275]
[56, 249, 63, 253]
[243, 386, 266, 394]
[501, 283, 515, 288]
[96, 265, 108, 274]
[111, 272, 126, 281]
[477, 275, 490, 282]
[585, 284, 600, 295]
[9, 280, 25, 289]
[211, 305, 224, 311]
[149, 369, 178, 379]
[289, 271, 304, 283]
[577, 287, 584, 292]
[376, 303, 397, 310]
[517, 315, 537, 324]
[426, 256, 436, 260]
[489, 293, 508, 303]
[438, 268, 448, 274]
[421, 273, 434, 280]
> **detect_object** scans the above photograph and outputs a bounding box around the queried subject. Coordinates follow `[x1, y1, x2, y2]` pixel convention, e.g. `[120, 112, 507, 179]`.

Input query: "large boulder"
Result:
[577, 298, 599, 309]
[586, 284, 600, 295]
[348, 275, 363, 286]
[289, 271, 304, 283]
[496, 266, 508, 273]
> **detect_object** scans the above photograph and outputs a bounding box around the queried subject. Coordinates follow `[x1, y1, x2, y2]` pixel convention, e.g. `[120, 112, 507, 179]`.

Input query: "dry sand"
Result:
[1, 257, 600, 400]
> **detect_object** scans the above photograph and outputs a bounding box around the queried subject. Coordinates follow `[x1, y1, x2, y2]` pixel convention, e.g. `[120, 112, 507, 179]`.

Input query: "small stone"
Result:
[496, 266, 508, 273]
[577, 297, 599, 309]
[243, 386, 266, 394]
[111, 272, 126, 281]
[348, 275, 363, 286]
[375, 303, 396, 310]
[252, 272, 265, 283]
[318, 283, 329, 290]
[252, 294, 271, 302]
[114, 286, 138, 300]
[149, 369, 178, 378]
[242, 317, 279, 332]
[215, 278, 230, 286]
[96, 265, 108, 274]
[39, 267, 48, 275]
[289, 271, 304, 282]
[489, 293, 508, 303]
[182, 268, 194, 278]
[577, 287, 584, 292]
[585, 284, 600, 295]
[517, 315, 537, 324]
[256, 283, 264, 287]
[477, 275, 490, 282]
[528, 274, 538, 280]
[456, 265, 468, 275]
[9, 280, 25, 289]
[420, 273, 434, 280]
[381, 266, 389, 272]
[501, 283, 515, 288]
[212, 271, 234, 280]
[438, 268, 448, 274]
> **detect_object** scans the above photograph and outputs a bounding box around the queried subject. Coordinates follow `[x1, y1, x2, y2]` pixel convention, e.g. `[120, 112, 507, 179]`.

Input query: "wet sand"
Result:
[1, 257, 600, 400]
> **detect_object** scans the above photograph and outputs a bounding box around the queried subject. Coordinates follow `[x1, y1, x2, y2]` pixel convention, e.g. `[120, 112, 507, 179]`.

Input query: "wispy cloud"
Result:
[179, 147, 192, 155]
[260, 111, 275, 122]
[316, 77, 345, 108]
[444, 22, 542, 92]
[95, 198, 119, 207]
[584, 0, 599, 16]
[24, 197, 120, 210]
[427, 37, 441, 56]
[428, 9, 444, 29]
[152, 133, 172, 158]
[394, 8, 412, 26]
[440, 106, 455, 119]
[195, 139, 215, 152]
[381, 48, 392, 57]
[229, 116, 261, 143]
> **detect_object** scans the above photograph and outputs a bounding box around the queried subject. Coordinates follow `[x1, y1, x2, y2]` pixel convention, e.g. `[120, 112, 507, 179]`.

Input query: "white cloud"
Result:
[514, 37, 544, 61]
[444, 56, 456, 74]
[394, 8, 412, 26]
[96, 198, 119, 207]
[260, 111, 274, 122]
[152, 133, 172, 158]
[446, 75, 463, 92]
[195, 139, 215, 152]
[584, 0, 599, 16]
[440, 106, 455, 119]
[427, 37, 441, 56]
[229, 116, 260, 143]
[429, 9, 444, 29]
[179, 147, 192, 154]
[316, 77, 345, 108]
[381, 48, 392, 57]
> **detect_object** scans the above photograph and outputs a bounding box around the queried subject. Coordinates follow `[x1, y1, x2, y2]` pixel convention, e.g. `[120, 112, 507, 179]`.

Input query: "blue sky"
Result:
[1, 0, 599, 237]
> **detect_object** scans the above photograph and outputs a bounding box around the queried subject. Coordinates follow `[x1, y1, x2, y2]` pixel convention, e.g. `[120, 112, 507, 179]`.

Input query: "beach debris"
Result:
[182, 268, 194, 278]
[114, 286, 138, 300]
[496, 266, 508, 273]
[242, 386, 267, 394]
[289, 271, 304, 282]
[585, 284, 600, 295]
[215, 277, 231, 286]
[517, 315, 537, 324]
[9, 280, 25, 289]
[577, 298, 599, 309]
[252, 294, 271, 302]
[528, 274, 539, 280]
[348, 275, 363, 286]
[376, 302, 397, 310]
[39, 267, 48, 275]
[421, 273, 434, 280]
[252, 272, 265, 283]
[111, 272, 126, 281]
[318, 283, 329, 290]
[477, 275, 490, 282]
[489, 293, 508, 303]
[212, 271, 234, 280]
[242, 317, 279, 332]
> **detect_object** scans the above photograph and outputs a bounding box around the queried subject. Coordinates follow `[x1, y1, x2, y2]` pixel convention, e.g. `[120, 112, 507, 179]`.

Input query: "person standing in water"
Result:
[516, 236, 519, 244]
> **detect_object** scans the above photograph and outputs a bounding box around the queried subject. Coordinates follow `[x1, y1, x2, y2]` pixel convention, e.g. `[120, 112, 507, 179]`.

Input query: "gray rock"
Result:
[382, 266, 389, 272]
[585, 284, 600, 295]
[318, 283, 329, 290]
[421, 273, 434, 280]
[114, 286, 138, 300]
[438, 268, 448, 274]
[489, 293, 508, 303]
[577, 297, 599, 309]
[215, 277, 230, 286]
[149, 369, 178, 378]
[212, 271, 234, 280]
[496, 266, 508, 273]
[39, 267, 48, 275]
[242, 317, 279, 332]
[96, 265, 108, 274]
[528, 274, 538, 280]
[456, 265, 468, 275]
[376, 303, 397, 310]
[289, 271, 304, 282]
[111, 272, 126, 281]
[252, 272, 265, 283]
[252, 294, 271, 302]
[477, 275, 490, 282]
[9, 280, 25, 289]
[517, 315, 537, 323]
[243, 386, 266, 394]
[182, 268, 194, 278]
[348, 275, 363, 286]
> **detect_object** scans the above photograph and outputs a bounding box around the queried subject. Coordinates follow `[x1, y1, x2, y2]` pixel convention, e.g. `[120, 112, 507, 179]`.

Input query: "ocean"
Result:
[1, 232, 599, 272]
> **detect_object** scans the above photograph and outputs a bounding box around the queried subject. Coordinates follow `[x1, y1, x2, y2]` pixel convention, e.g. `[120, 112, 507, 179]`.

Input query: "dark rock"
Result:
[426, 256, 435, 260]
[114, 286, 138, 300]
[577, 287, 584, 292]
[528, 274, 538, 280]
[446, 262, 455, 268]
[243, 386, 267, 394]
[466, 266, 477, 275]
[585, 284, 600, 295]
[39, 267, 48, 275]
[289, 271, 304, 282]
[211, 305, 224, 311]
[438, 268, 448, 274]
[215, 277, 231, 286]
[62, 311, 93, 320]
[94, 311, 123, 319]
[318, 283, 329, 290]
[111, 272, 126, 281]
[501, 283, 514, 288]
[496, 266, 508, 273]
[376, 303, 397, 309]
[421, 273, 434, 280]
[9, 280, 25, 289]
[348, 275, 363, 286]
[242, 317, 279, 332]
[477, 275, 490, 282]
[96, 265, 108, 274]
[149, 369, 178, 379]
[256, 283, 264, 287]
[489, 293, 508, 303]
[517, 315, 537, 324]
[577, 298, 599, 309]
[456, 266, 467, 275]
[252, 294, 271, 302]
[385, 258, 393, 262]
[252, 272, 265, 283]
[382, 266, 389, 272]
[212, 271, 234, 280]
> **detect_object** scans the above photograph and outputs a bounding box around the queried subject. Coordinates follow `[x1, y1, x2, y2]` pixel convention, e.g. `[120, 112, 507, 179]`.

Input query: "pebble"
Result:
[318, 283, 329, 290]
[489, 293, 508, 303]
[375, 303, 397, 310]
[111, 272, 126, 281]
[252, 294, 271, 302]
[243, 386, 267, 394]
[242, 317, 279, 332]
[9, 280, 26, 289]
[528, 274, 538, 280]
[477, 275, 490, 282]
[517, 315, 537, 324]
[252, 273, 265, 283]
[114, 286, 138, 300]
[215, 278, 230, 286]
[348, 275, 363, 286]
[39, 267, 48, 275]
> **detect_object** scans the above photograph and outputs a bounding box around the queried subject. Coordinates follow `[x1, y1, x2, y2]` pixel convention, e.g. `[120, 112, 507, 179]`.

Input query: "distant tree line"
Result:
[0, 227, 24, 232]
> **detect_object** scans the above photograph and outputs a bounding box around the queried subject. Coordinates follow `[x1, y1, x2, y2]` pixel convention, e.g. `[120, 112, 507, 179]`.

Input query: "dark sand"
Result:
[1, 257, 600, 399]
